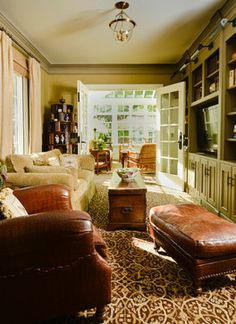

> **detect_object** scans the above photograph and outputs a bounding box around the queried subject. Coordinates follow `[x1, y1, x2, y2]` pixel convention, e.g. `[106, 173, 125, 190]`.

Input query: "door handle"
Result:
[183, 134, 188, 147]
[178, 131, 183, 150]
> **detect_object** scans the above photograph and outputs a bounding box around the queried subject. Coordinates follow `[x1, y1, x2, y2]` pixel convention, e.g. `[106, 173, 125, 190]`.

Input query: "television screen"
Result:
[196, 104, 219, 154]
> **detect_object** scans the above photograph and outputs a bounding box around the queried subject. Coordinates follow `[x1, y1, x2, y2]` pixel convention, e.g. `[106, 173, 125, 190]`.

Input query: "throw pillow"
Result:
[47, 156, 61, 166]
[8, 154, 33, 173]
[45, 149, 62, 166]
[61, 154, 80, 169]
[0, 188, 28, 219]
[30, 152, 47, 166]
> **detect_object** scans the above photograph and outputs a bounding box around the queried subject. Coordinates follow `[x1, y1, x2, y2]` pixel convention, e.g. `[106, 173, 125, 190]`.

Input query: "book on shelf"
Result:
[229, 69, 236, 87]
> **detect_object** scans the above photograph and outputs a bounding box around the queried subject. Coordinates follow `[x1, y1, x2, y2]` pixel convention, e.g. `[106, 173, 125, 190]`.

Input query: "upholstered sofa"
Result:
[4, 149, 96, 211]
[0, 184, 111, 323]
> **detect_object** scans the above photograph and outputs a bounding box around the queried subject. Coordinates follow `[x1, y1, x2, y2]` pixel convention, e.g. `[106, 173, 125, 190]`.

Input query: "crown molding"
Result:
[0, 12, 50, 71]
[48, 63, 176, 75]
[178, 0, 236, 68]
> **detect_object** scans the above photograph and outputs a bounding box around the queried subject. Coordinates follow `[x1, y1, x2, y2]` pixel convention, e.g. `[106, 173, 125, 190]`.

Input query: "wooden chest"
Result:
[108, 172, 147, 230]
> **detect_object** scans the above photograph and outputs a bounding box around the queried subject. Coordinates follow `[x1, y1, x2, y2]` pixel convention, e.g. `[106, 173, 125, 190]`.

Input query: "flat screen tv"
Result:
[196, 104, 219, 154]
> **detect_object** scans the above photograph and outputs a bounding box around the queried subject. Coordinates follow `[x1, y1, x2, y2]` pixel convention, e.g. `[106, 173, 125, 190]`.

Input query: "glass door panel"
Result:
[170, 91, 179, 107]
[156, 82, 185, 191]
[77, 81, 89, 154]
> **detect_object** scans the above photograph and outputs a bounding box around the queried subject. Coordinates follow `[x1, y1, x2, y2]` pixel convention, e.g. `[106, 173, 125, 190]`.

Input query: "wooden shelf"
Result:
[227, 85, 236, 91]
[191, 91, 219, 107]
[228, 57, 236, 66]
[48, 103, 78, 154]
[206, 69, 219, 79]
[227, 111, 236, 116]
[226, 138, 236, 142]
[193, 81, 202, 88]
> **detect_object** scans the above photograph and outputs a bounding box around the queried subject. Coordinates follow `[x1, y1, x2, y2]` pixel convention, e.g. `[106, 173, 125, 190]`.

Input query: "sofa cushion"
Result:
[0, 188, 28, 219]
[77, 169, 94, 183]
[24, 165, 71, 174]
[25, 166, 79, 190]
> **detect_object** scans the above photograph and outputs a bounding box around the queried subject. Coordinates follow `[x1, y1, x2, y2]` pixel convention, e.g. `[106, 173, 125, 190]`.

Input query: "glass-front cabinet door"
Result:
[156, 82, 185, 191]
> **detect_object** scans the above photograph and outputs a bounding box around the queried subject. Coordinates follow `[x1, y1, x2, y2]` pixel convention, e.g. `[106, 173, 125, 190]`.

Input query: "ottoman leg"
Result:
[154, 240, 161, 251]
[194, 279, 203, 295]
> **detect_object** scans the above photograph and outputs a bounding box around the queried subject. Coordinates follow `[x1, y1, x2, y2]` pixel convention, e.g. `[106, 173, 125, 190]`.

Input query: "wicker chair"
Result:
[127, 143, 156, 173]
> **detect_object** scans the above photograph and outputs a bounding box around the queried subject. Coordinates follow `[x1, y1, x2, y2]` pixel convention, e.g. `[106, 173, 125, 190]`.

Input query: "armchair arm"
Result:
[7, 172, 76, 191]
[127, 150, 140, 161]
[13, 184, 72, 214]
[0, 210, 96, 276]
[79, 154, 95, 171]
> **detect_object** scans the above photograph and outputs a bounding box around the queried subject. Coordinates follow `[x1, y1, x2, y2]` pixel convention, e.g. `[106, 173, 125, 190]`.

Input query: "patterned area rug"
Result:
[43, 175, 236, 324]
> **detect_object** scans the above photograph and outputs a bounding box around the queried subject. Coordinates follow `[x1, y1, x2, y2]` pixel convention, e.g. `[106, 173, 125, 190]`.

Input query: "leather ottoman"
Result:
[149, 203, 236, 294]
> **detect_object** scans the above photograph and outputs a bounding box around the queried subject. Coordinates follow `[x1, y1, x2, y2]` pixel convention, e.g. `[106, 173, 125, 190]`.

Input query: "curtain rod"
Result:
[0, 26, 40, 63]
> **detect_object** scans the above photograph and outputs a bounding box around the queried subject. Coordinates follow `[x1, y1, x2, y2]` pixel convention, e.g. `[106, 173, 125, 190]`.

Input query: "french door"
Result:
[77, 81, 89, 154]
[156, 81, 186, 191]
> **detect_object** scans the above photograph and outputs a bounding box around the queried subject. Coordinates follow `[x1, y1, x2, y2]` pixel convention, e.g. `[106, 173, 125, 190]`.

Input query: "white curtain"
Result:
[29, 57, 42, 153]
[0, 31, 13, 160]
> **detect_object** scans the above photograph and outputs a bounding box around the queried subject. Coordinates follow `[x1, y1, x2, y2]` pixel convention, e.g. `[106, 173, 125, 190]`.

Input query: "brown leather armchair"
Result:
[0, 184, 111, 324]
[127, 143, 156, 173]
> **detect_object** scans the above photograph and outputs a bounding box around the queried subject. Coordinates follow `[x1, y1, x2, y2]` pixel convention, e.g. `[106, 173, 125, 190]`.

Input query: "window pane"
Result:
[13, 73, 28, 154]
[89, 89, 157, 149]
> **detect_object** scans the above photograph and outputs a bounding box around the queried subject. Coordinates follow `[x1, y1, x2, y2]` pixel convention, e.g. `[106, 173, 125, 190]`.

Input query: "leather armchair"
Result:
[127, 143, 156, 173]
[0, 184, 111, 323]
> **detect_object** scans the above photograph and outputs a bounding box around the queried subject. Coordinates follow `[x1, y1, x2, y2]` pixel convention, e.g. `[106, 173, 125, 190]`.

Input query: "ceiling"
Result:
[0, 0, 226, 65]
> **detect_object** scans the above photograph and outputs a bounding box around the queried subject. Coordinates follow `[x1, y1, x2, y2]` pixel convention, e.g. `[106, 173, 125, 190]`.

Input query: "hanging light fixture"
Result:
[109, 1, 136, 42]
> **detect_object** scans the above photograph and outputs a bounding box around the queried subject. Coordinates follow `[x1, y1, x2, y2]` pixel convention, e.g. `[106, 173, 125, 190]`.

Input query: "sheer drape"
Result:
[29, 57, 42, 153]
[0, 31, 13, 159]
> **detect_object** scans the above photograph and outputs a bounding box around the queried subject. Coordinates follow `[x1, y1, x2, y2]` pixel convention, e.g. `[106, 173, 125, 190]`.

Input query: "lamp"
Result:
[190, 42, 214, 61]
[109, 1, 136, 42]
[220, 17, 236, 28]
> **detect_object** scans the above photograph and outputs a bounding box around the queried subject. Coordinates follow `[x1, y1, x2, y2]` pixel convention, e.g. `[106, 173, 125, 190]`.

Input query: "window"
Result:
[89, 90, 157, 146]
[13, 73, 29, 154]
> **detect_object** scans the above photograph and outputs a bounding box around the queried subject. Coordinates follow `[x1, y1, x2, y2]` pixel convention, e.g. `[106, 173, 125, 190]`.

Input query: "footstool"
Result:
[149, 203, 236, 294]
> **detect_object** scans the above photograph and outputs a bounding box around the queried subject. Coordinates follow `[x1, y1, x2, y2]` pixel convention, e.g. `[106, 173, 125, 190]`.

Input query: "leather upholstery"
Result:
[150, 203, 236, 258]
[149, 203, 236, 294]
[0, 184, 111, 323]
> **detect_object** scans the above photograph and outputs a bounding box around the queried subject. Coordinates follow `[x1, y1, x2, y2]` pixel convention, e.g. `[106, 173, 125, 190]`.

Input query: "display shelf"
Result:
[226, 138, 236, 142]
[204, 50, 219, 97]
[47, 100, 78, 154]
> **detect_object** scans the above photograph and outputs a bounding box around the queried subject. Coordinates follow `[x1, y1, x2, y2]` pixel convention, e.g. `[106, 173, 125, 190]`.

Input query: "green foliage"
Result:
[0, 162, 7, 189]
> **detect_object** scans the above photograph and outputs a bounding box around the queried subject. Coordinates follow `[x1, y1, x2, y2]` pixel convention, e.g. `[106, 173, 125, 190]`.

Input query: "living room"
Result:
[1, 0, 236, 323]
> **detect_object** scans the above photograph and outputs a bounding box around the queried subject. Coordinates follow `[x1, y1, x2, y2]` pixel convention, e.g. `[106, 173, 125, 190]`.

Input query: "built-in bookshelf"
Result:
[204, 50, 219, 97]
[225, 32, 236, 161]
[192, 65, 203, 102]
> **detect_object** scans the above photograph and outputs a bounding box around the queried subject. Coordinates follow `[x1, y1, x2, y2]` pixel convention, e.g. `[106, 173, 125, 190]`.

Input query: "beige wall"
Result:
[43, 69, 175, 109]
[41, 67, 175, 149]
